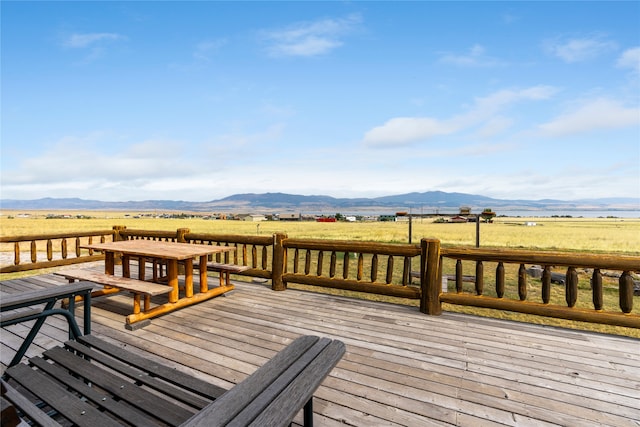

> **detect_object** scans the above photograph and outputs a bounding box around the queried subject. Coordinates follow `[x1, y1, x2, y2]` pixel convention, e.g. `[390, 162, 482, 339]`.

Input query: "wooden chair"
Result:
[1, 284, 345, 426]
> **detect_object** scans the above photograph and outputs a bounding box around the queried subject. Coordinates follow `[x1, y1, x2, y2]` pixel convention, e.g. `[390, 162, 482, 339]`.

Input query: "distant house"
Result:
[345, 216, 357, 222]
[316, 217, 336, 223]
[450, 215, 468, 223]
[459, 207, 472, 216]
[279, 213, 301, 221]
[239, 214, 266, 222]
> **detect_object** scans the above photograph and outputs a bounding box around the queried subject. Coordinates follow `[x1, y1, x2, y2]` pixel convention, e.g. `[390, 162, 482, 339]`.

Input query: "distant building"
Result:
[459, 207, 472, 216]
[279, 213, 301, 221]
[239, 214, 267, 222]
[450, 215, 468, 223]
[316, 217, 336, 222]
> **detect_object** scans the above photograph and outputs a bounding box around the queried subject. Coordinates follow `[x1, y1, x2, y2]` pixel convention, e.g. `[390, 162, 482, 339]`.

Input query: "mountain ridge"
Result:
[1, 192, 638, 212]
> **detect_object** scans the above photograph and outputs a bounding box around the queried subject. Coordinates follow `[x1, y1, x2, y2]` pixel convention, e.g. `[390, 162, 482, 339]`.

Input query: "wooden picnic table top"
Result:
[81, 240, 234, 260]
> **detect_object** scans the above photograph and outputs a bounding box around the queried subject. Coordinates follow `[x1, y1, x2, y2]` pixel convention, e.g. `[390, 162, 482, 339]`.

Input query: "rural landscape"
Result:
[2, 204, 638, 336]
[2, 1, 639, 425]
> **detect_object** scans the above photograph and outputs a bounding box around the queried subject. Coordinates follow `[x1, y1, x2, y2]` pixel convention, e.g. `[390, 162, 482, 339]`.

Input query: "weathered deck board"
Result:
[1, 270, 639, 427]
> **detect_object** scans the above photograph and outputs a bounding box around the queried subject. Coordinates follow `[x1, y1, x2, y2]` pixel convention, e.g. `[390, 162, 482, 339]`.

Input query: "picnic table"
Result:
[57, 240, 235, 327]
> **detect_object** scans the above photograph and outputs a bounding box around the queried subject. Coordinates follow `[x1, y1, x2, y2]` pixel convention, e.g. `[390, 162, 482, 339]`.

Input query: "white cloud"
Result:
[193, 39, 227, 62]
[362, 117, 456, 146]
[538, 98, 640, 136]
[62, 32, 125, 48]
[617, 46, 640, 73]
[544, 35, 616, 63]
[438, 44, 505, 67]
[59, 32, 126, 63]
[4, 136, 187, 187]
[261, 14, 362, 57]
[362, 85, 557, 147]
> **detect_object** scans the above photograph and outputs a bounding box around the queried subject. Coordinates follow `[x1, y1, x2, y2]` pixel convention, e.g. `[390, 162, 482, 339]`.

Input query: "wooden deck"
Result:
[1, 271, 639, 426]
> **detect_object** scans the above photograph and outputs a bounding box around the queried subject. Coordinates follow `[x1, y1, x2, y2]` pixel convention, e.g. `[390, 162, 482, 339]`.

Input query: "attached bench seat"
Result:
[2, 335, 345, 427]
[55, 268, 171, 296]
[207, 262, 250, 286]
[55, 267, 172, 321]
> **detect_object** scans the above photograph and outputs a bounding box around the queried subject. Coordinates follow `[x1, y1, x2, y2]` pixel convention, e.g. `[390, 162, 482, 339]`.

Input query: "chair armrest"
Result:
[181, 335, 345, 427]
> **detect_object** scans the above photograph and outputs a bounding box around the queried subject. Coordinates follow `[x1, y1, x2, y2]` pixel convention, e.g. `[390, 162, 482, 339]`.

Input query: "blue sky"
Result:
[2, 1, 639, 203]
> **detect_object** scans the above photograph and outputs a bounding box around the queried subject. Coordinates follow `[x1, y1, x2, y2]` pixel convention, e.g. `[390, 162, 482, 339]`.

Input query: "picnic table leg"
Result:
[168, 260, 179, 303]
[139, 257, 146, 281]
[133, 294, 141, 314]
[105, 251, 115, 275]
[153, 258, 159, 281]
[184, 258, 194, 298]
[122, 254, 130, 278]
[83, 290, 92, 335]
[199, 255, 208, 293]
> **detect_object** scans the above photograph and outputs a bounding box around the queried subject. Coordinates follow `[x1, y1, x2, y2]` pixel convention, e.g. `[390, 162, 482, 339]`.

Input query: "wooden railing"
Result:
[440, 247, 640, 328]
[0, 230, 114, 273]
[1, 226, 638, 328]
[281, 238, 441, 313]
[184, 232, 279, 284]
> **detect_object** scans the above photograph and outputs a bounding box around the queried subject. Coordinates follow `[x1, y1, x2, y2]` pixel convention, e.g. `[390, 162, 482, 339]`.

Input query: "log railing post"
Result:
[565, 267, 578, 308]
[176, 228, 190, 243]
[518, 264, 527, 301]
[112, 226, 127, 241]
[420, 238, 441, 315]
[272, 233, 286, 291]
[592, 269, 603, 311]
[542, 266, 551, 304]
[619, 271, 634, 314]
[475, 261, 483, 296]
[496, 262, 505, 298]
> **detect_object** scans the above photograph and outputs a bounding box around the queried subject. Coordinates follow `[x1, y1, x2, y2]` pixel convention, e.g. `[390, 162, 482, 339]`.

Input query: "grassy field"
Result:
[1, 210, 639, 337]
[1, 210, 639, 254]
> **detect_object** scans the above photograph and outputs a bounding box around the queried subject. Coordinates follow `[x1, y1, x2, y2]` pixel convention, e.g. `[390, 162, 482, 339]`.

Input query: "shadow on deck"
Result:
[1, 272, 639, 426]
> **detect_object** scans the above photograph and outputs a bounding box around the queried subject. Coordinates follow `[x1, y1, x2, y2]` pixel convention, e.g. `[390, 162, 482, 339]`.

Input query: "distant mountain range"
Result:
[1, 192, 638, 213]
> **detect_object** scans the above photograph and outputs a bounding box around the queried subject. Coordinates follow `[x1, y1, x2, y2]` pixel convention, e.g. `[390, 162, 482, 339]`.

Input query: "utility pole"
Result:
[409, 209, 413, 244]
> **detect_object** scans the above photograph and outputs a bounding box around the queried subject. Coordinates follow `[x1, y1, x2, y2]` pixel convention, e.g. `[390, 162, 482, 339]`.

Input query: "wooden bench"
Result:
[1, 285, 345, 427]
[207, 262, 251, 286]
[55, 268, 172, 319]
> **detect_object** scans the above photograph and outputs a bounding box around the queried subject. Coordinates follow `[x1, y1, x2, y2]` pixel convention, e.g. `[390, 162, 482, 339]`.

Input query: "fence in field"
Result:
[1, 226, 638, 328]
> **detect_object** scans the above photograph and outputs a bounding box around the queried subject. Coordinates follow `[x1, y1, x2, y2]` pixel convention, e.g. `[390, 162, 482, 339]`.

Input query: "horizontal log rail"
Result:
[0, 230, 114, 273]
[441, 247, 640, 272]
[440, 247, 640, 329]
[118, 228, 180, 242]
